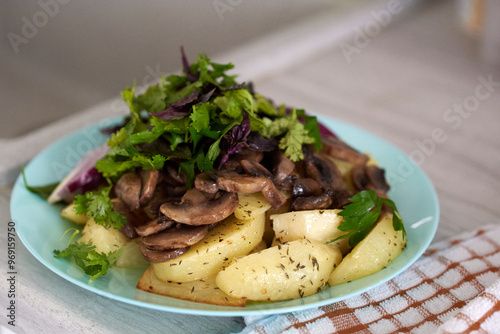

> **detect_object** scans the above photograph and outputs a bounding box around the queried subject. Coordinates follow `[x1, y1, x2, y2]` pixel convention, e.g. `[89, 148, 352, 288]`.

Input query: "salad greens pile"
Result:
[75, 49, 322, 230]
[95, 50, 321, 186]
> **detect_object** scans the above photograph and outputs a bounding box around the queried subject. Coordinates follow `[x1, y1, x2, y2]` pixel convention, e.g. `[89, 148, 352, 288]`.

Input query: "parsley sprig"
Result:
[330, 190, 406, 247]
[54, 229, 123, 280]
[73, 186, 126, 229]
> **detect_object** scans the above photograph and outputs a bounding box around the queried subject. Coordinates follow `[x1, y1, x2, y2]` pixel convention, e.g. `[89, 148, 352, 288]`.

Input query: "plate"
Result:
[10, 115, 439, 317]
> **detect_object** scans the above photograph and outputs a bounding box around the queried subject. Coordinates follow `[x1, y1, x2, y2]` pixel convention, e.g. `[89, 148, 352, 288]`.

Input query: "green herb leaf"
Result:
[135, 84, 167, 114]
[121, 85, 147, 132]
[276, 109, 315, 162]
[380, 197, 406, 239]
[302, 114, 323, 152]
[53, 229, 123, 280]
[329, 190, 406, 247]
[22, 167, 58, 200]
[73, 187, 126, 229]
[180, 149, 215, 188]
[214, 89, 255, 124]
[255, 93, 279, 116]
[96, 154, 167, 178]
[190, 103, 213, 132]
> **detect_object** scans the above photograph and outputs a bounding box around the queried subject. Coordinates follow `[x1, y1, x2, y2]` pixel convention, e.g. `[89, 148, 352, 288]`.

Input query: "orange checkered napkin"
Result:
[238, 224, 500, 334]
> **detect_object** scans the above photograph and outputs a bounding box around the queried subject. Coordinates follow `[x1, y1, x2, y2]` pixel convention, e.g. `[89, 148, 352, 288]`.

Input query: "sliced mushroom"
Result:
[194, 171, 219, 194]
[352, 164, 368, 191]
[142, 224, 210, 251]
[292, 178, 322, 198]
[216, 171, 286, 209]
[142, 187, 179, 220]
[112, 198, 146, 239]
[304, 153, 344, 191]
[160, 189, 238, 226]
[220, 159, 243, 172]
[114, 172, 142, 211]
[216, 171, 270, 194]
[261, 182, 287, 209]
[233, 149, 263, 163]
[352, 164, 390, 193]
[165, 165, 187, 185]
[366, 165, 390, 193]
[139, 169, 160, 206]
[291, 192, 332, 211]
[330, 189, 353, 209]
[135, 216, 175, 237]
[321, 136, 369, 165]
[240, 160, 273, 179]
[272, 151, 296, 185]
[139, 243, 189, 263]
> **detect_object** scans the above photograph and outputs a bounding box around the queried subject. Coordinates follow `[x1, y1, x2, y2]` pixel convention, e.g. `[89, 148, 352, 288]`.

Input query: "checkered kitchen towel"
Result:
[238, 224, 500, 334]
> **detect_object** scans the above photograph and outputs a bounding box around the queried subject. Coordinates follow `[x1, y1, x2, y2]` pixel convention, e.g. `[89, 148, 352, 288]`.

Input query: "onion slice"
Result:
[47, 143, 110, 203]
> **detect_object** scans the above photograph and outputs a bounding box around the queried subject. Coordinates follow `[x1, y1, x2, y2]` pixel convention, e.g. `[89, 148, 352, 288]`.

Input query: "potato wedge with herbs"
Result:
[115, 239, 148, 268]
[270, 209, 350, 254]
[328, 212, 406, 286]
[249, 240, 267, 254]
[78, 218, 129, 254]
[216, 238, 342, 301]
[234, 192, 272, 220]
[137, 267, 246, 307]
[152, 213, 265, 282]
[264, 199, 291, 246]
[60, 203, 87, 224]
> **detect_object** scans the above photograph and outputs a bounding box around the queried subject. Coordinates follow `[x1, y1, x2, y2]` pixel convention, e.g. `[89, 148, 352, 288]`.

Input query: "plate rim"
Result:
[10, 114, 440, 317]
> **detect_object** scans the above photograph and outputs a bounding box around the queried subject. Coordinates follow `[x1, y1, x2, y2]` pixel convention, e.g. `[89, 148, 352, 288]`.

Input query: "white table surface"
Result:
[2, 1, 500, 333]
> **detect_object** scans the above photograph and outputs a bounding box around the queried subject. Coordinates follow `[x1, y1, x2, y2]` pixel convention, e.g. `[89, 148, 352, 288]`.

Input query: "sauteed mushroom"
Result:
[160, 189, 238, 226]
[142, 224, 210, 250]
[115, 172, 142, 211]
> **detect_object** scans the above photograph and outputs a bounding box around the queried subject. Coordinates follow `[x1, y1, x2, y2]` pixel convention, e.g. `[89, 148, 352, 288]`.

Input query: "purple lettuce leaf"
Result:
[149, 90, 199, 120]
[218, 112, 251, 168]
[181, 46, 199, 83]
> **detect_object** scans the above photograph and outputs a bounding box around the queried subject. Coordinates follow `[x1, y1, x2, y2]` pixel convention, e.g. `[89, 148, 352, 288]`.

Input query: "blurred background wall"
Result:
[1, 0, 495, 140]
[1, 0, 345, 138]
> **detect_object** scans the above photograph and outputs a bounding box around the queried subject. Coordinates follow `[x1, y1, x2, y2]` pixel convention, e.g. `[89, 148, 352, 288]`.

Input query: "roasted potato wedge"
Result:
[152, 213, 266, 282]
[270, 209, 350, 254]
[78, 218, 129, 254]
[234, 192, 272, 220]
[216, 238, 342, 301]
[137, 267, 246, 307]
[115, 239, 148, 268]
[328, 212, 406, 286]
[60, 203, 87, 224]
[263, 198, 290, 246]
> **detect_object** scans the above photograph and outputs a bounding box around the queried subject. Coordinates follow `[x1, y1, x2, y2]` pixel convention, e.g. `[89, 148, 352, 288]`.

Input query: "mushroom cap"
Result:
[291, 192, 332, 211]
[160, 189, 238, 226]
[139, 243, 189, 263]
[135, 216, 175, 237]
[321, 136, 369, 165]
[142, 224, 210, 250]
[304, 153, 344, 191]
[114, 172, 142, 211]
[139, 169, 160, 206]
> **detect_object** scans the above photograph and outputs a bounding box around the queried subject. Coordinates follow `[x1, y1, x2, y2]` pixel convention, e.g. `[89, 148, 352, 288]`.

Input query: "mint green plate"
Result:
[10, 115, 439, 316]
